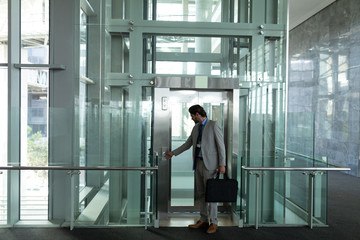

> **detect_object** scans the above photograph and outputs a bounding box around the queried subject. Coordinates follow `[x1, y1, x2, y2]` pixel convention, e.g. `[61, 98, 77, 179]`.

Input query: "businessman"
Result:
[165, 104, 226, 234]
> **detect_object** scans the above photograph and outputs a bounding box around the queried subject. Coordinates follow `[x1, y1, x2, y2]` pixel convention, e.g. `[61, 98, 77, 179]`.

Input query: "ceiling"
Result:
[288, 0, 336, 30]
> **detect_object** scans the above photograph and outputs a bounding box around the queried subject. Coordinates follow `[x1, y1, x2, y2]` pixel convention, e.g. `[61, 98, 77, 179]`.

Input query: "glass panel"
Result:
[103, 86, 127, 168]
[83, 87, 155, 226]
[146, 0, 223, 22]
[0, 170, 6, 224]
[0, 68, 7, 224]
[234, 0, 251, 23]
[170, 98, 195, 207]
[73, 169, 157, 227]
[276, 0, 288, 25]
[19, 0, 50, 221]
[265, 37, 284, 82]
[107, 0, 128, 20]
[239, 81, 287, 224]
[105, 33, 130, 73]
[79, 82, 87, 189]
[80, 10, 88, 77]
[0, 0, 7, 225]
[0, 0, 7, 63]
[79, 9, 88, 191]
[21, 0, 49, 64]
[242, 169, 327, 226]
[141, 87, 156, 224]
[284, 149, 328, 225]
[20, 69, 49, 220]
[142, 87, 153, 168]
[314, 171, 327, 224]
[145, 0, 288, 23]
[144, 35, 250, 77]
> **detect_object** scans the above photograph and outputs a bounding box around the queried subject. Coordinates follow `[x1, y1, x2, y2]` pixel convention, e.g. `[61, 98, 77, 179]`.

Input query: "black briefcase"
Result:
[205, 173, 238, 202]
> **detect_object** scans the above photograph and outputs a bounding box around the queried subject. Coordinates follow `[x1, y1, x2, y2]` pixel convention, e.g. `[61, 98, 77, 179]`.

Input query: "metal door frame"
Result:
[153, 76, 239, 220]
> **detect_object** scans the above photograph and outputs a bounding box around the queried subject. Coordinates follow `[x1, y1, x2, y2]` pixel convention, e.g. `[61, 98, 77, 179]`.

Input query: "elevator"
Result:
[153, 76, 240, 226]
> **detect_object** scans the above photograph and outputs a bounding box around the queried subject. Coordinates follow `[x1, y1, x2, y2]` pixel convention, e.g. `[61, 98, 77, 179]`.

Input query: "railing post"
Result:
[255, 173, 260, 229]
[67, 170, 81, 230]
[303, 171, 323, 229]
[308, 172, 314, 229]
[141, 170, 154, 230]
[249, 171, 266, 229]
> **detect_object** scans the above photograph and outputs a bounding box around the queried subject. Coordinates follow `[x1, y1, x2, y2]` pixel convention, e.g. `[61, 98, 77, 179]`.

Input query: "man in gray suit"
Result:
[165, 104, 226, 234]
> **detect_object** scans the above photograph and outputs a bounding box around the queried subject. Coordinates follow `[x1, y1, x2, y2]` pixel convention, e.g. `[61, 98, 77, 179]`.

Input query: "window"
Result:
[20, 0, 49, 220]
[144, 35, 250, 77]
[146, 0, 223, 22]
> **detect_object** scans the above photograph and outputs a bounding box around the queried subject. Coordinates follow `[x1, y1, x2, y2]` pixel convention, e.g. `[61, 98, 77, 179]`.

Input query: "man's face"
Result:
[190, 113, 201, 123]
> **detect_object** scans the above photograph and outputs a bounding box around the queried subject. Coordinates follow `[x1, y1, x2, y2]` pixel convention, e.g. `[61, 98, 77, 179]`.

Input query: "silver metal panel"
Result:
[153, 87, 171, 219]
[230, 89, 240, 178]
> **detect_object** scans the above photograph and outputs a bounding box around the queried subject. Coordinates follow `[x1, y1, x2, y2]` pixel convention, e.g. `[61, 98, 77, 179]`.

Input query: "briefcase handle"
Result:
[214, 172, 230, 180]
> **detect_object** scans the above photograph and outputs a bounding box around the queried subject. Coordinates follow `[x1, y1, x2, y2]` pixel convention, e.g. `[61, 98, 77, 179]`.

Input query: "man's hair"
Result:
[188, 105, 207, 117]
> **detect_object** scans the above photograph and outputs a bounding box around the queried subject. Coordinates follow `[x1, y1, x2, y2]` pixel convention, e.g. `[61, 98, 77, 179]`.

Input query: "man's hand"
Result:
[164, 151, 174, 159]
[218, 166, 226, 174]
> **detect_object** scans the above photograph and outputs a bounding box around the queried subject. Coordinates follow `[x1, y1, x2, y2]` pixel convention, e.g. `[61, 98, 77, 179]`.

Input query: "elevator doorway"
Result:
[169, 90, 229, 212]
[153, 77, 240, 226]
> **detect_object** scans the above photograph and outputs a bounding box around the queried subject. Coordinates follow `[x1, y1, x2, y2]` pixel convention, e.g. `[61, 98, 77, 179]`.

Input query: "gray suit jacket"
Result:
[172, 120, 226, 171]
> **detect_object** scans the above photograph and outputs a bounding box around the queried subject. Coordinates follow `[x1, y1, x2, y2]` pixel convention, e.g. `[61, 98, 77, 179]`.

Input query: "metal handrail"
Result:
[242, 165, 350, 229]
[242, 166, 350, 171]
[0, 165, 158, 230]
[275, 148, 348, 169]
[0, 166, 158, 171]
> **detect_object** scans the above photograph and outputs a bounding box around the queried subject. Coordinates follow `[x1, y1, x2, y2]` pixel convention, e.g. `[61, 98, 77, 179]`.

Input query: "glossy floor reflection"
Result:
[160, 214, 236, 227]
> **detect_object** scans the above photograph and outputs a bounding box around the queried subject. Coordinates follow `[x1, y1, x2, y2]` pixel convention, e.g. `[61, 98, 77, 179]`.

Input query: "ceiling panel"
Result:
[289, 0, 336, 30]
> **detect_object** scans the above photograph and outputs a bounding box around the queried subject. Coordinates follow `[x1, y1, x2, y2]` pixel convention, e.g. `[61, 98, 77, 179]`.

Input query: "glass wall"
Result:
[0, 0, 7, 225]
[143, 35, 250, 77]
[242, 167, 328, 226]
[21, 0, 49, 64]
[74, 86, 155, 226]
[2, 0, 291, 228]
[20, 0, 49, 220]
[20, 69, 49, 220]
[89, 0, 288, 227]
[105, 32, 129, 73]
[146, 0, 223, 22]
[0, 68, 7, 224]
[79, 8, 88, 192]
[145, 0, 288, 24]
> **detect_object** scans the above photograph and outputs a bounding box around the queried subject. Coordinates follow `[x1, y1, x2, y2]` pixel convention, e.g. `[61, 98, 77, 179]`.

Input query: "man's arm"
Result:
[165, 126, 195, 159]
[213, 122, 226, 174]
